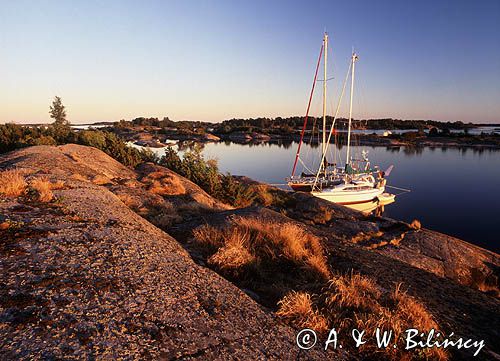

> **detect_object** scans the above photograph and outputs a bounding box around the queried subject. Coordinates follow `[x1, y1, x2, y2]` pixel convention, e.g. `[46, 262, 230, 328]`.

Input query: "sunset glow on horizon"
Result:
[1, 0, 499, 124]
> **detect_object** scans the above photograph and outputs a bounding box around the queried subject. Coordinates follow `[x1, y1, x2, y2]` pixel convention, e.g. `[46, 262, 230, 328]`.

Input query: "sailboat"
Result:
[287, 33, 393, 206]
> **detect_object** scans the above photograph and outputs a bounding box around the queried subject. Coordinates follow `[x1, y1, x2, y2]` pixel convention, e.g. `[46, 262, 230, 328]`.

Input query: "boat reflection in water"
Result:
[344, 192, 395, 216]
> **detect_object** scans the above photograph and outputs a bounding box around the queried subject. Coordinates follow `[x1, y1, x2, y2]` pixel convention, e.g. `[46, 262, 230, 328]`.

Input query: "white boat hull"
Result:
[343, 192, 395, 213]
[312, 186, 385, 205]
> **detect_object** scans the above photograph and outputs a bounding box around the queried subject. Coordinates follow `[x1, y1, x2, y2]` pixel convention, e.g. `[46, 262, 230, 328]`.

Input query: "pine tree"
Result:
[49, 96, 67, 124]
[49, 96, 71, 142]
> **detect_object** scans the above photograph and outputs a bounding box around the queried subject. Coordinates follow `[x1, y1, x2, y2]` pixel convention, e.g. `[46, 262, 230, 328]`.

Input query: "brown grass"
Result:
[30, 177, 54, 202]
[50, 180, 65, 190]
[252, 185, 274, 206]
[191, 216, 330, 306]
[276, 291, 329, 333]
[239, 217, 330, 278]
[277, 273, 448, 360]
[351, 231, 384, 244]
[176, 202, 217, 218]
[143, 200, 182, 229]
[192, 223, 228, 252]
[160, 174, 186, 195]
[208, 228, 256, 273]
[144, 171, 186, 196]
[0, 169, 27, 197]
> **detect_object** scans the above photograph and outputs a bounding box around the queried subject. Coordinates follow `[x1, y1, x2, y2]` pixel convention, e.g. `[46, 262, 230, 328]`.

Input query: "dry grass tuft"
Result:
[143, 172, 186, 196]
[277, 291, 329, 332]
[142, 200, 182, 229]
[0, 169, 27, 197]
[208, 229, 256, 273]
[191, 216, 330, 304]
[351, 231, 384, 244]
[177, 202, 214, 216]
[161, 174, 186, 195]
[326, 273, 382, 312]
[252, 185, 274, 206]
[237, 217, 330, 278]
[192, 223, 226, 251]
[277, 273, 449, 360]
[30, 177, 54, 202]
[50, 180, 65, 190]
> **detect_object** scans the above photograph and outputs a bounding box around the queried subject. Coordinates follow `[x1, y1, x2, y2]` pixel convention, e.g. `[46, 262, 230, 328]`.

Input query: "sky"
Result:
[1, 0, 499, 124]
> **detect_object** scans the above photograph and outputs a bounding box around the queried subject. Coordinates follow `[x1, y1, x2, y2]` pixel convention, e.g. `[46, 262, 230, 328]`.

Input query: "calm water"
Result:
[195, 141, 500, 253]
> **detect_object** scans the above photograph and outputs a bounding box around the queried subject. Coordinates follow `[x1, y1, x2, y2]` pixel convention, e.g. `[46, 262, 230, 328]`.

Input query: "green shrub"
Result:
[220, 174, 256, 207]
[0, 123, 57, 152]
[159, 146, 256, 207]
[76, 130, 146, 167]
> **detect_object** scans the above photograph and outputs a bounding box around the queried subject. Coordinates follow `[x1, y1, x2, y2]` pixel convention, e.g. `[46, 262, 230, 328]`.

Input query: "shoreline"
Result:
[123, 131, 500, 150]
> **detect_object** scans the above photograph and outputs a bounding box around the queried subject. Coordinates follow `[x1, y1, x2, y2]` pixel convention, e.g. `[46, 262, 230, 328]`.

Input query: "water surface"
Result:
[197, 141, 500, 253]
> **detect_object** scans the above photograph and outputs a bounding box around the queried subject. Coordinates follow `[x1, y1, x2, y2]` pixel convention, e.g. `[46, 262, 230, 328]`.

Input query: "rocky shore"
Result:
[1, 145, 499, 360]
[107, 125, 500, 150]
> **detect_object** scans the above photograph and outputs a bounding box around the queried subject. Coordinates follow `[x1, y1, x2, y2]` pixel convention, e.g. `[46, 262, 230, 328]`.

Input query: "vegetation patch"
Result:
[192, 216, 330, 304]
[278, 274, 448, 360]
[159, 146, 256, 207]
[29, 177, 54, 202]
[0, 169, 27, 197]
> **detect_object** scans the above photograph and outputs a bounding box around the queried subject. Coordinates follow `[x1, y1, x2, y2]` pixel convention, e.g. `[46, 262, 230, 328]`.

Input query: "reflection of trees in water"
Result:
[278, 140, 293, 149]
[387, 147, 400, 153]
[306, 141, 321, 149]
[403, 146, 423, 156]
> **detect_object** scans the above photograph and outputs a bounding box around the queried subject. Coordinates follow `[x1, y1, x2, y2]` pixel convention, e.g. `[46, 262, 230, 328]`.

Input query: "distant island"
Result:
[81, 116, 500, 149]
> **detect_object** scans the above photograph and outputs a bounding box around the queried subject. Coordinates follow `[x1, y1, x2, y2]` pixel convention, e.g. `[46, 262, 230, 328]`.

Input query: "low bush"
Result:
[159, 146, 256, 207]
[76, 130, 154, 167]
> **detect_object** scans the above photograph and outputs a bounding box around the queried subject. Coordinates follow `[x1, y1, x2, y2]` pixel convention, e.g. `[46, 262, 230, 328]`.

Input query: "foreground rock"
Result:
[0, 145, 326, 360]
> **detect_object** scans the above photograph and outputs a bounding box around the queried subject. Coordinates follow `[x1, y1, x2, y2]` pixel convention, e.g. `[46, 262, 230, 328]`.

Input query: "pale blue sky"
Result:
[1, 0, 499, 124]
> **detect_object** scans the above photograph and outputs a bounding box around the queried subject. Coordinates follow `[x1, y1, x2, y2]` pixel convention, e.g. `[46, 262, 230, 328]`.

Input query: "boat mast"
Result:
[346, 52, 357, 167]
[322, 33, 328, 169]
